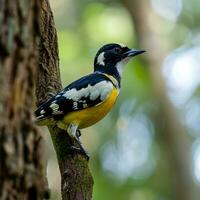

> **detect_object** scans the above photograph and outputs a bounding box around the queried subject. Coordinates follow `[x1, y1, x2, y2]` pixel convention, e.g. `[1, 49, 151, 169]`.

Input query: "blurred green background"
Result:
[44, 0, 200, 199]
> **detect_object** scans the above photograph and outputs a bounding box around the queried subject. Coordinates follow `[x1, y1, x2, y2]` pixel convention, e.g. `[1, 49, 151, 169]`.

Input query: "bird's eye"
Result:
[115, 47, 122, 53]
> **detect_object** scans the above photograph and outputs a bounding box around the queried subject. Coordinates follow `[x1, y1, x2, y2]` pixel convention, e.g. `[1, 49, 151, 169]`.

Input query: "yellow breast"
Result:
[57, 87, 119, 130]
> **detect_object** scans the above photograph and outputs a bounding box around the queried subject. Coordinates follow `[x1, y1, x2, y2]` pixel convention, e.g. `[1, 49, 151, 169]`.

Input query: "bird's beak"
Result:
[123, 49, 146, 58]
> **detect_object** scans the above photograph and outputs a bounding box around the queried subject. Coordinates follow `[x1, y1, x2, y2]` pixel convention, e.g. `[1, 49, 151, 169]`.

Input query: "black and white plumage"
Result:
[35, 43, 145, 158]
[35, 72, 117, 123]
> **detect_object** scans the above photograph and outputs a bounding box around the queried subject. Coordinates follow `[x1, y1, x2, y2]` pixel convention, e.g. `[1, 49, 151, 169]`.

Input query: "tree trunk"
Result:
[122, 0, 200, 200]
[0, 0, 48, 199]
[36, 1, 94, 199]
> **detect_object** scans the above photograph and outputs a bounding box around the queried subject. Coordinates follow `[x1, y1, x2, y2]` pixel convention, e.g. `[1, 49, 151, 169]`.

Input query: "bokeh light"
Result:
[163, 46, 200, 107]
[101, 100, 156, 181]
[151, 0, 182, 22]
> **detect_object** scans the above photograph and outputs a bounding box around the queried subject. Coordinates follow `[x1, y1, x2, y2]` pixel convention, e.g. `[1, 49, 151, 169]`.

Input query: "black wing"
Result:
[35, 72, 114, 121]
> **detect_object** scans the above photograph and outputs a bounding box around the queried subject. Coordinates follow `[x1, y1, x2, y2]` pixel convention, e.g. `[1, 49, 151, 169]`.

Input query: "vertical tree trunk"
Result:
[36, 1, 94, 199]
[0, 0, 48, 199]
[122, 0, 200, 200]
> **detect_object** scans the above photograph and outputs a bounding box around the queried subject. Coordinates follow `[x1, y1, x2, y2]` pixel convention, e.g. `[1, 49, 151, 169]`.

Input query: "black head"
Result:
[94, 43, 145, 75]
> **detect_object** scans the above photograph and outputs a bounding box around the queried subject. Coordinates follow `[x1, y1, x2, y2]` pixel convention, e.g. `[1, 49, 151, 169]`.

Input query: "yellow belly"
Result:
[57, 88, 118, 130]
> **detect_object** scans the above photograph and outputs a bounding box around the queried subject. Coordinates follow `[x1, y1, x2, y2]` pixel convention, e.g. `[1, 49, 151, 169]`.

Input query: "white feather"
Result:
[63, 81, 114, 103]
[73, 102, 78, 109]
[90, 89, 100, 100]
[100, 82, 113, 100]
[97, 52, 105, 66]
[40, 109, 45, 114]
[50, 103, 62, 114]
[116, 58, 129, 76]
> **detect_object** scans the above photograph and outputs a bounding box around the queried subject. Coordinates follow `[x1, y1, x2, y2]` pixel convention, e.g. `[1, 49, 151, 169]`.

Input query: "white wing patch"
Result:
[56, 94, 61, 98]
[63, 81, 113, 103]
[40, 109, 45, 114]
[90, 89, 99, 100]
[73, 102, 78, 110]
[50, 103, 62, 114]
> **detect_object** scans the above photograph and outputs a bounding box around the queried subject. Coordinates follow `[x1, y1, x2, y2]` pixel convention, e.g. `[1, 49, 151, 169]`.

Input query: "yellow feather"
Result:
[57, 87, 118, 130]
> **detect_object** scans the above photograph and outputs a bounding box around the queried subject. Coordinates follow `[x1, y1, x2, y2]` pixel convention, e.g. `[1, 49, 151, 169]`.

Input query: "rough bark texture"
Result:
[0, 0, 48, 199]
[36, 1, 94, 199]
[122, 0, 200, 200]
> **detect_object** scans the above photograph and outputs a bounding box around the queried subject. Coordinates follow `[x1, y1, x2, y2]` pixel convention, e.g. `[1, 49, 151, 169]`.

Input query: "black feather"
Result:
[35, 72, 115, 121]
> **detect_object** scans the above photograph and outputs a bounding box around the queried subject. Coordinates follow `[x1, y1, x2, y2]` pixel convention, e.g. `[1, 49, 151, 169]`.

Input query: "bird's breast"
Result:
[59, 87, 119, 129]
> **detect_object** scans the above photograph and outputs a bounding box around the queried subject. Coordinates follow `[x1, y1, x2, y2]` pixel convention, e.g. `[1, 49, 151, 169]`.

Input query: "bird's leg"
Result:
[67, 124, 89, 160]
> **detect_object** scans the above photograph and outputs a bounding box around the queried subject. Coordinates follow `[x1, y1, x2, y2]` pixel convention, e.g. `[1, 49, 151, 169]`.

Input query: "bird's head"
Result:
[94, 43, 145, 76]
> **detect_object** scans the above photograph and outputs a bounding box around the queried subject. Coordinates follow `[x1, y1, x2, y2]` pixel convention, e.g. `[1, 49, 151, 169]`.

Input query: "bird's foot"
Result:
[67, 124, 89, 160]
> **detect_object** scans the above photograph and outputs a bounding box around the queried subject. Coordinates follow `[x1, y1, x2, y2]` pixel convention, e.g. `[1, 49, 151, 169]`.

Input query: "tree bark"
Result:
[122, 0, 200, 200]
[0, 0, 48, 199]
[36, 1, 94, 199]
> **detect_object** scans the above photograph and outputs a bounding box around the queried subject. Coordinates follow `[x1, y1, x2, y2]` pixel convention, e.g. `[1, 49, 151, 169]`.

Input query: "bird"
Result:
[35, 43, 145, 159]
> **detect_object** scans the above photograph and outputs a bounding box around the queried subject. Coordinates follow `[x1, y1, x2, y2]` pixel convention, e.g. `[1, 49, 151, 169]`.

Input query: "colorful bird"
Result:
[35, 43, 145, 159]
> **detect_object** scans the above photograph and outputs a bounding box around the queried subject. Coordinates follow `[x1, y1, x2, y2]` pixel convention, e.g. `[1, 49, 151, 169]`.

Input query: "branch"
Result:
[35, 0, 94, 199]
